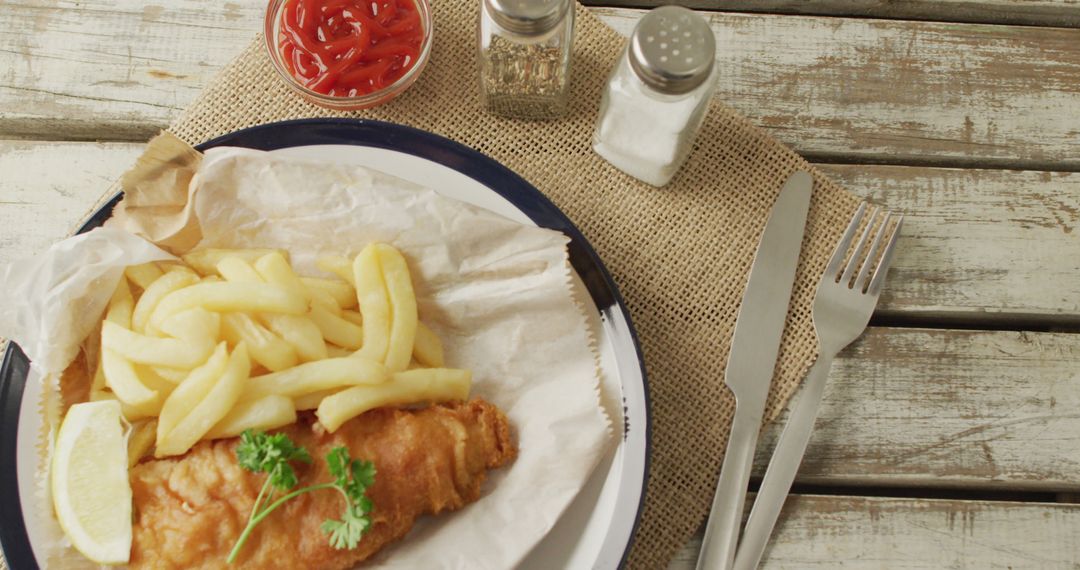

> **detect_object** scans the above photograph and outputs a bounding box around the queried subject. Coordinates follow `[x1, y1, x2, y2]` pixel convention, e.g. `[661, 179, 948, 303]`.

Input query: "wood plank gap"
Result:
[10, 132, 1080, 178]
[779, 483, 1060, 504]
[5, 141, 1080, 327]
[0, 120, 159, 145]
[869, 313, 1080, 334]
[580, 0, 1080, 29]
[670, 494, 1080, 569]
[5, 5, 1080, 167]
[801, 152, 1080, 175]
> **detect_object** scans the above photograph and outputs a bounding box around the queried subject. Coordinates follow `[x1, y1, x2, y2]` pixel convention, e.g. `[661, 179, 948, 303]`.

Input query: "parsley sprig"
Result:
[321, 447, 377, 548]
[226, 430, 377, 563]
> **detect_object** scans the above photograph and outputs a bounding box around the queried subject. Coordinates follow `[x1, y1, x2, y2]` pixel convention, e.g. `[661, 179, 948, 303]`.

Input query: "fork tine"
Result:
[868, 216, 904, 295]
[856, 213, 892, 292]
[840, 207, 880, 287]
[825, 203, 868, 278]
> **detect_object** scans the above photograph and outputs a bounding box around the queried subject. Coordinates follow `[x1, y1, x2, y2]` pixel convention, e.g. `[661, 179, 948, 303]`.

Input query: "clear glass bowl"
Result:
[263, 0, 433, 111]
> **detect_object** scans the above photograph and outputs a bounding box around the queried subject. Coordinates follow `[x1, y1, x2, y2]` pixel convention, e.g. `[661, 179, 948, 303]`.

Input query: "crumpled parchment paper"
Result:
[0, 144, 611, 569]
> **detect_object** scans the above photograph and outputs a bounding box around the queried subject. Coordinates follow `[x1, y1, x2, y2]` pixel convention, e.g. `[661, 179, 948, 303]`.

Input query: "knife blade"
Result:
[696, 171, 813, 570]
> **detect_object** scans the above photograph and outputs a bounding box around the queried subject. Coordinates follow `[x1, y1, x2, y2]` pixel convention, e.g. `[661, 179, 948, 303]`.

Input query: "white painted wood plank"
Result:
[597, 9, 1080, 170]
[2, 2, 1080, 169]
[585, 0, 1080, 28]
[0, 0, 262, 140]
[3, 141, 1080, 491]
[758, 327, 1080, 491]
[668, 495, 1080, 569]
[0, 140, 142, 263]
[819, 164, 1080, 324]
[3, 141, 1078, 323]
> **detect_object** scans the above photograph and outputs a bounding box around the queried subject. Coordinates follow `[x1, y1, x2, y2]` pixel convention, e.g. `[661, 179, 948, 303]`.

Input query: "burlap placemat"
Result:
[168, 2, 863, 567]
[35, 1, 862, 568]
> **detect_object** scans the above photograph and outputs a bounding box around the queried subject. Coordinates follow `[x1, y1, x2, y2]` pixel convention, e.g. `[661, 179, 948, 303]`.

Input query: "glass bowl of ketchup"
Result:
[264, 0, 432, 110]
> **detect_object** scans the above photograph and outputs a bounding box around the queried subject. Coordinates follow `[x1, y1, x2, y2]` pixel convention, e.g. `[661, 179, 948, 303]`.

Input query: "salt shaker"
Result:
[592, 6, 717, 187]
[478, 0, 574, 120]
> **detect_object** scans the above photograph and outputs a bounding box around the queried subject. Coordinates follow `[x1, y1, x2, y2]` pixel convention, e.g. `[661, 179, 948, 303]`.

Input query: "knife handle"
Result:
[696, 404, 763, 570]
[732, 354, 833, 570]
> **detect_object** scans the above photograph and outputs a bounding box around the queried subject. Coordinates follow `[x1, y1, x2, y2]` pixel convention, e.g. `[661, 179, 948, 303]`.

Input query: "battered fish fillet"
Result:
[129, 399, 516, 569]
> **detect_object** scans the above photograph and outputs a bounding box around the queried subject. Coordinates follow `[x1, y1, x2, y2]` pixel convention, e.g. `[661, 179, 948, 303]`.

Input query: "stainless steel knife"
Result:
[695, 171, 813, 570]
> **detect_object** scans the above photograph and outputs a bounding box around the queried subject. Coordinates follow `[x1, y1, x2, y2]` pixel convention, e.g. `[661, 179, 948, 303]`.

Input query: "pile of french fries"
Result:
[88, 243, 471, 463]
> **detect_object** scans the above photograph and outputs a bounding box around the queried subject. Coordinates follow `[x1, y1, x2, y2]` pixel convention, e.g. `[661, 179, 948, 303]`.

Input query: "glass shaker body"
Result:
[478, 0, 574, 120]
[592, 6, 717, 187]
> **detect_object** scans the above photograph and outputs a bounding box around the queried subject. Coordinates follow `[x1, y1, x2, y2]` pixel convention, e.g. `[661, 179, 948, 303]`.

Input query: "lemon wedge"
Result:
[51, 400, 132, 564]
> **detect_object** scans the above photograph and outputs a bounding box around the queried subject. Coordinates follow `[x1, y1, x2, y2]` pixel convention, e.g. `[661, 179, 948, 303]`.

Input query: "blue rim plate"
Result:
[0, 118, 651, 569]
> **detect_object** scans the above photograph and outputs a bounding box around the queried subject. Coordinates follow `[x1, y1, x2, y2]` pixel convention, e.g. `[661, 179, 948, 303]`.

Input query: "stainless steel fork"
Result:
[732, 203, 903, 570]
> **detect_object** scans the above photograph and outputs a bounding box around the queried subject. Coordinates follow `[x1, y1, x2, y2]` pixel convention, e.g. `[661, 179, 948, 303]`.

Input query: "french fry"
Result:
[412, 321, 445, 367]
[83, 322, 103, 384]
[316, 255, 355, 284]
[325, 344, 354, 359]
[105, 278, 135, 327]
[245, 356, 387, 400]
[293, 388, 343, 411]
[160, 261, 197, 273]
[90, 355, 107, 392]
[156, 344, 250, 457]
[255, 252, 309, 302]
[90, 247, 471, 456]
[353, 245, 391, 362]
[161, 307, 221, 341]
[131, 269, 199, 333]
[135, 365, 177, 404]
[376, 244, 418, 373]
[149, 282, 307, 330]
[101, 348, 158, 407]
[89, 388, 123, 407]
[310, 304, 363, 349]
[340, 310, 364, 327]
[125, 262, 165, 290]
[262, 314, 327, 362]
[316, 368, 471, 432]
[214, 255, 324, 361]
[221, 313, 298, 372]
[127, 419, 158, 467]
[309, 289, 342, 314]
[216, 257, 264, 283]
[181, 248, 287, 277]
[301, 277, 357, 309]
[101, 365, 176, 422]
[156, 343, 229, 447]
[104, 308, 218, 384]
[101, 321, 215, 369]
[90, 388, 155, 422]
[205, 395, 297, 440]
[150, 366, 188, 384]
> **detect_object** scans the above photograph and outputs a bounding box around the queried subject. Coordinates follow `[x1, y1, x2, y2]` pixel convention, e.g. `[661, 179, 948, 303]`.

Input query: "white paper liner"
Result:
[2, 148, 611, 569]
[0, 228, 174, 377]
[0, 228, 175, 569]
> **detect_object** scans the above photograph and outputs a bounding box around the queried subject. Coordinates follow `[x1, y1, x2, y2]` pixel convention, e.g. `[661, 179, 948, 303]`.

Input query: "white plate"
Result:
[0, 119, 650, 569]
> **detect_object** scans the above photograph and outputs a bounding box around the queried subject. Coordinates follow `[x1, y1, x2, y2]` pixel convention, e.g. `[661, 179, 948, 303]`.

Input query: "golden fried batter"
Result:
[129, 400, 516, 569]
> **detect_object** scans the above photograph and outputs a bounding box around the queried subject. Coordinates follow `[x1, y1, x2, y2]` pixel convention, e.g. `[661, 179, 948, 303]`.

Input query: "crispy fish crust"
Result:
[129, 400, 516, 569]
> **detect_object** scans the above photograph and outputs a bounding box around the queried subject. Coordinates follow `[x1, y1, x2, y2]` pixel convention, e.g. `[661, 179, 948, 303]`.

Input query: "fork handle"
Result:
[732, 354, 834, 570]
[696, 403, 764, 570]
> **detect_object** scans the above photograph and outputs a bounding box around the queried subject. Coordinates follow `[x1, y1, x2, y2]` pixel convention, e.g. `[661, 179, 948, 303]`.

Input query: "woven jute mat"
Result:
[61, 1, 859, 567]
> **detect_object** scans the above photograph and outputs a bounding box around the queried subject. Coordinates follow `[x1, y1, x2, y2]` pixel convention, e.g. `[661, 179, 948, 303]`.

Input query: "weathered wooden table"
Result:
[3, 0, 1079, 567]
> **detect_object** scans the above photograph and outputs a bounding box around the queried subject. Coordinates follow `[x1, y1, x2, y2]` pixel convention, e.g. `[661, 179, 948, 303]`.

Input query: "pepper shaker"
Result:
[592, 6, 717, 187]
[478, 0, 574, 120]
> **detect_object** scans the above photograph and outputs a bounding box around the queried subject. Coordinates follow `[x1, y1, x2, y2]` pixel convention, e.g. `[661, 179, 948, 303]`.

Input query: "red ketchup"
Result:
[278, 0, 424, 97]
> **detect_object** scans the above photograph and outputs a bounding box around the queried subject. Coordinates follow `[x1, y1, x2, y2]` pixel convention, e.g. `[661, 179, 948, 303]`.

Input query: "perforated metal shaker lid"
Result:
[628, 6, 715, 95]
[484, 0, 571, 36]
